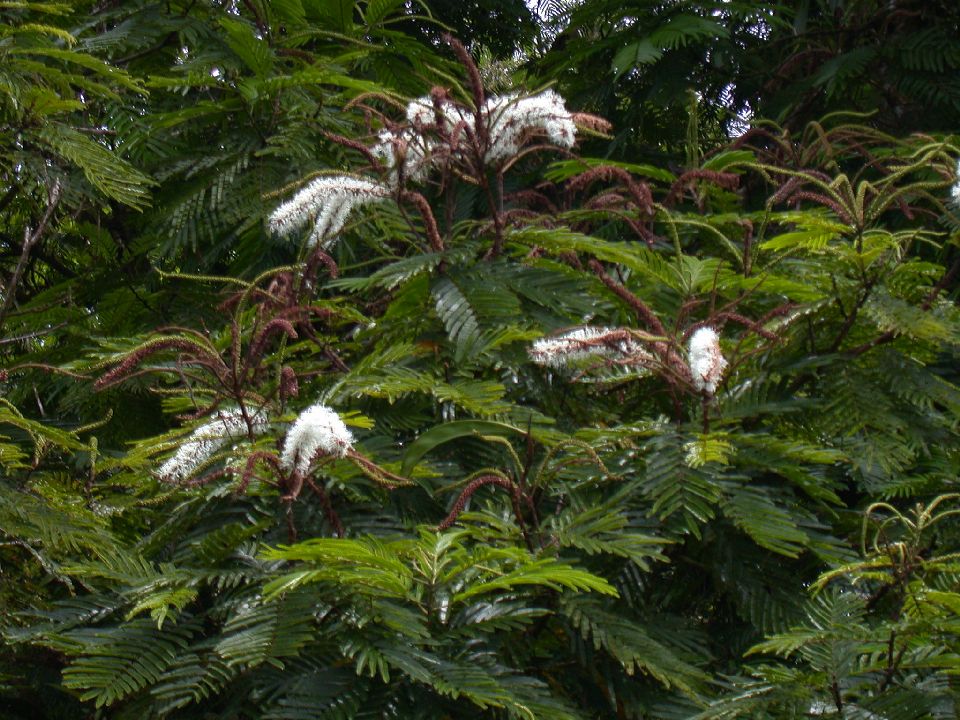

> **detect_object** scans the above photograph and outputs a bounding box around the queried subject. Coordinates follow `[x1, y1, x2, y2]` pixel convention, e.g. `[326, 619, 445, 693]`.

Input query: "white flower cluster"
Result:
[268, 175, 390, 248]
[688, 327, 727, 395]
[371, 129, 434, 187]
[373, 99, 447, 189]
[280, 403, 354, 475]
[372, 90, 577, 185]
[529, 326, 642, 369]
[159, 407, 268, 483]
[404, 94, 468, 129]
[406, 95, 437, 126]
[483, 90, 576, 164]
[270, 90, 577, 244]
[374, 96, 467, 187]
[952, 158, 960, 205]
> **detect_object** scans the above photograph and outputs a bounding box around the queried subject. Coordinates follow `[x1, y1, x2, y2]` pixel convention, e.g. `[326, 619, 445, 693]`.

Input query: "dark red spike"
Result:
[437, 475, 519, 531]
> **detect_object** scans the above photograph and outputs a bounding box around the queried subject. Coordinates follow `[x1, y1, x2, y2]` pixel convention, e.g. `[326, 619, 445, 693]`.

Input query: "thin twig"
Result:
[0, 180, 62, 333]
[0, 322, 68, 346]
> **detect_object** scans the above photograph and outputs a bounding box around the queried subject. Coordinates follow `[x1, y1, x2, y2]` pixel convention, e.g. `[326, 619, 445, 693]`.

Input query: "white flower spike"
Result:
[952, 158, 960, 205]
[688, 327, 727, 395]
[281, 403, 354, 475]
[405, 95, 464, 129]
[483, 90, 576, 164]
[375, 96, 472, 187]
[406, 95, 437, 126]
[371, 129, 435, 187]
[159, 407, 268, 483]
[268, 175, 390, 248]
[529, 326, 643, 368]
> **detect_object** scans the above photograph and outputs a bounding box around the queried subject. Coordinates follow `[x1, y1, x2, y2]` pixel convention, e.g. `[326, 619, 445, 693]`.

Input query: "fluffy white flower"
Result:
[952, 158, 960, 204]
[405, 95, 470, 131]
[529, 326, 642, 368]
[372, 129, 434, 187]
[375, 97, 474, 187]
[280, 403, 354, 475]
[688, 327, 727, 395]
[483, 90, 576, 164]
[159, 407, 269, 482]
[404, 95, 452, 127]
[406, 95, 436, 126]
[268, 175, 390, 248]
[371, 91, 576, 187]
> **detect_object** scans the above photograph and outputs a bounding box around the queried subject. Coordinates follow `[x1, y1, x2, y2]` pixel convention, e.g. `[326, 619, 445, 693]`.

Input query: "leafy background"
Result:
[1, 1, 959, 718]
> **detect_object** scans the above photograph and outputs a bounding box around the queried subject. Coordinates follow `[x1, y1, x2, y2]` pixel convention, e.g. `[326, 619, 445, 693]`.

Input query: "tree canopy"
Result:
[2, 2, 959, 719]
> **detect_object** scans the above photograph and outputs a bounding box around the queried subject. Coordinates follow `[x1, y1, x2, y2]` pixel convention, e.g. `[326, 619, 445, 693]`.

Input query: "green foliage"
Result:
[701, 495, 960, 718]
[2, 2, 960, 719]
[533, 0, 960, 158]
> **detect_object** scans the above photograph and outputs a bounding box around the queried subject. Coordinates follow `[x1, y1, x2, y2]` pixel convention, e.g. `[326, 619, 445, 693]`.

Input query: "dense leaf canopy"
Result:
[1, 2, 959, 719]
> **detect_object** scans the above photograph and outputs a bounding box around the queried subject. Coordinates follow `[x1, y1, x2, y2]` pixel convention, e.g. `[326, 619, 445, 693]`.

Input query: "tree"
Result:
[534, 0, 960, 159]
[2, 2, 960, 719]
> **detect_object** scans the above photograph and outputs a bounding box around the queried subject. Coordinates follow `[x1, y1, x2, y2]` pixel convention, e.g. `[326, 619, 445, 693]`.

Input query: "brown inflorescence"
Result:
[711, 312, 779, 340]
[279, 365, 299, 401]
[666, 169, 740, 206]
[587, 260, 666, 336]
[789, 190, 856, 225]
[571, 112, 613, 134]
[324, 131, 384, 169]
[95, 338, 219, 390]
[443, 35, 486, 128]
[247, 318, 298, 364]
[237, 450, 283, 494]
[566, 165, 654, 216]
[399, 190, 445, 252]
[436, 475, 519, 531]
[304, 246, 339, 286]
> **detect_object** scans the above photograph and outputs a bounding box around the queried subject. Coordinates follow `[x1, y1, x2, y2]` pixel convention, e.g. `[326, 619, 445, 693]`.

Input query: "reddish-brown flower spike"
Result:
[399, 190, 444, 252]
[279, 365, 299, 400]
[585, 192, 627, 209]
[264, 272, 294, 306]
[588, 259, 666, 336]
[324, 131, 383, 168]
[429, 86, 452, 123]
[176, 398, 223, 422]
[571, 112, 613, 134]
[769, 175, 804, 206]
[443, 34, 485, 114]
[237, 450, 282, 495]
[789, 190, 856, 225]
[507, 189, 560, 213]
[666, 169, 739, 206]
[305, 246, 339, 285]
[94, 338, 214, 390]
[566, 165, 653, 214]
[437, 475, 518, 531]
[248, 318, 298, 363]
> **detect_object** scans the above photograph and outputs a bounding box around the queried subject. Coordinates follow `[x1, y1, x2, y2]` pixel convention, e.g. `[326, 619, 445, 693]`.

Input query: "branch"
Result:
[847, 252, 960, 356]
[0, 321, 68, 346]
[0, 180, 62, 333]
